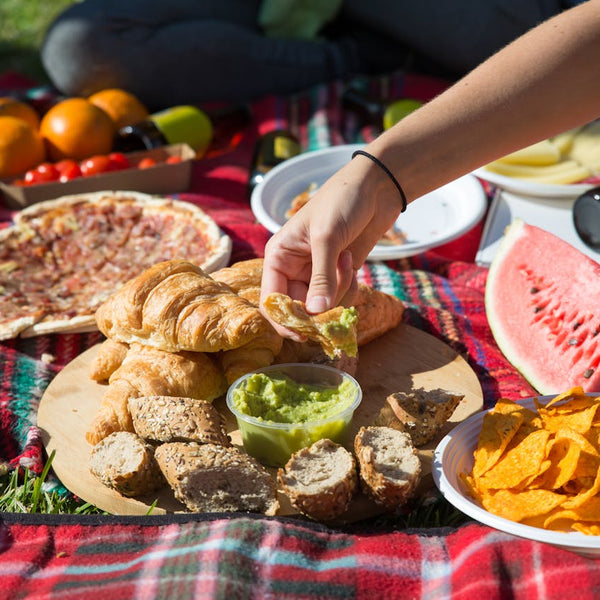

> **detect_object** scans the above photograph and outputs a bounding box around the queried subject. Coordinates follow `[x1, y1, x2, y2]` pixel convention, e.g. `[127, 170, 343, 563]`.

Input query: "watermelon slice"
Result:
[485, 219, 600, 394]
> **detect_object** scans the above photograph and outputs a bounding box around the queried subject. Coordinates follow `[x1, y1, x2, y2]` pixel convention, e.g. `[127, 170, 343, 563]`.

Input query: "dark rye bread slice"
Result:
[375, 388, 463, 447]
[89, 431, 165, 497]
[154, 442, 279, 515]
[278, 438, 358, 522]
[128, 395, 230, 446]
[354, 426, 421, 511]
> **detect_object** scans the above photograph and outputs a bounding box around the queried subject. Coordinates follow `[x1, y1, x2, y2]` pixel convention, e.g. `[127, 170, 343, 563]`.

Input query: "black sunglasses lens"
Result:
[573, 187, 600, 251]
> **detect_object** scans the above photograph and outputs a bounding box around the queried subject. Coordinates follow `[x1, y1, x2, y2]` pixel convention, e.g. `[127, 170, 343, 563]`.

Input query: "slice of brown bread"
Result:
[374, 388, 464, 447]
[278, 438, 358, 522]
[128, 395, 230, 446]
[89, 431, 165, 497]
[354, 426, 421, 511]
[154, 442, 279, 515]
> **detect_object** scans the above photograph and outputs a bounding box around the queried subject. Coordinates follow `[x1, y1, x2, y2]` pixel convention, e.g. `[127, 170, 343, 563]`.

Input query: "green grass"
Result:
[0, 0, 77, 83]
[0, 452, 105, 515]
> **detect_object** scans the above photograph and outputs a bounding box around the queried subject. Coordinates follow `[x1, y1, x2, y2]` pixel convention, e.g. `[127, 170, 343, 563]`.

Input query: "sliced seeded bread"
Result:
[354, 426, 421, 511]
[278, 438, 358, 521]
[89, 431, 165, 497]
[154, 442, 279, 515]
[375, 388, 463, 446]
[128, 395, 230, 446]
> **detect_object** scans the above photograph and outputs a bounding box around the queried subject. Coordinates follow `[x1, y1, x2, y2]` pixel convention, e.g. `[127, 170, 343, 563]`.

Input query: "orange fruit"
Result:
[88, 88, 149, 130]
[0, 116, 46, 178]
[40, 98, 116, 161]
[0, 99, 41, 130]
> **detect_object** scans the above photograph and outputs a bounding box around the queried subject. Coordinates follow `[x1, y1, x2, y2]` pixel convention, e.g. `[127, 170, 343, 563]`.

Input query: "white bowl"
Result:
[251, 144, 488, 261]
[433, 395, 600, 558]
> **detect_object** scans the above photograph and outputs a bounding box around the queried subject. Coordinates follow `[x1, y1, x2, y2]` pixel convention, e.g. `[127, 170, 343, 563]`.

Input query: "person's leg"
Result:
[41, 0, 360, 108]
[341, 0, 566, 76]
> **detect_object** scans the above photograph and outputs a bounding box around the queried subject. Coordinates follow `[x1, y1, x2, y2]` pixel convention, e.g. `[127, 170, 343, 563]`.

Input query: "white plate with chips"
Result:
[252, 144, 488, 261]
[433, 395, 600, 558]
[473, 167, 597, 199]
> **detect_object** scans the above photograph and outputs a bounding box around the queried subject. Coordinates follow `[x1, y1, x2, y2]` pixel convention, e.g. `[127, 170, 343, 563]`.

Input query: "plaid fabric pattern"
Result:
[0, 70, 594, 598]
[2, 514, 600, 599]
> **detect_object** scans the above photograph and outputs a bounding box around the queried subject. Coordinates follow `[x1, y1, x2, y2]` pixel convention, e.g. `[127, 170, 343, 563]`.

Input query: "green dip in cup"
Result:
[226, 363, 362, 467]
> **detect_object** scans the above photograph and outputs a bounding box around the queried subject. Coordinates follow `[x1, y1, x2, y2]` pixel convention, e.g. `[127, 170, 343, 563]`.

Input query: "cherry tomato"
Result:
[108, 152, 131, 171]
[166, 155, 182, 164]
[80, 155, 114, 177]
[24, 162, 60, 185]
[55, 159, 82, 182]
[137, 157, 157, 169]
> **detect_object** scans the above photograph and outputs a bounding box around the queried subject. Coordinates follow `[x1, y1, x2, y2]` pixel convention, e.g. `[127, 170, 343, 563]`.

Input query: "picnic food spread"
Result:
[78, 256, 448, 518]
[463, 387, 600, 535]
[485, 219, 600, 393]
[0, 191, 231, 340]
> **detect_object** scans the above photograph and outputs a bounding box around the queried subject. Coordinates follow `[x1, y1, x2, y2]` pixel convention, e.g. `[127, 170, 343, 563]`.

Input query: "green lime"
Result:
[383, 98, 423, 130]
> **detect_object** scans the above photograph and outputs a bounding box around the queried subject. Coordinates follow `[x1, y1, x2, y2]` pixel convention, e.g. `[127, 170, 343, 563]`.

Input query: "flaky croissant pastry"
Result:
[95, 260, 271, 353]
[88, 339, 129, 382]
[212, 258, 263, 306]
[215, 259, 404, 346]
[262, 293, 358, 359]
[86, 342, 227, 445]
[354, 283, 405, 346]
[218, 327, 283, 384]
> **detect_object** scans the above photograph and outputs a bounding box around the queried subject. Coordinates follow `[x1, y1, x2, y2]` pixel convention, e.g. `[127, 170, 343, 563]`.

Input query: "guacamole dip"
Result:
[231, 371, 356, 423]
[322, 307, 358, 357]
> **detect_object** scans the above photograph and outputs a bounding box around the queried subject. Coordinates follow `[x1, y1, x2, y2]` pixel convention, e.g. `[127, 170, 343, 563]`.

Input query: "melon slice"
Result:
[485, 219, 600, 394]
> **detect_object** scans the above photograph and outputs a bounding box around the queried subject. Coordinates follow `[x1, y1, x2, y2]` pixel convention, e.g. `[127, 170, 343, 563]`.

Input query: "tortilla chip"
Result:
[480, 488, 565, 523]
[464, 389, 600, 535]
[471, 400, 525, 478]
[477, 429, 551, 491]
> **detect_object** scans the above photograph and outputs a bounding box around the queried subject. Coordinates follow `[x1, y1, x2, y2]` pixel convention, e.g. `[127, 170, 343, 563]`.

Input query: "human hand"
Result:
[260, 153, 404, 336]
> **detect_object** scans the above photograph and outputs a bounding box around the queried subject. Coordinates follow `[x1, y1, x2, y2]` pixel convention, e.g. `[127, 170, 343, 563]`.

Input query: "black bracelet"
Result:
[352, 149, 407, 213]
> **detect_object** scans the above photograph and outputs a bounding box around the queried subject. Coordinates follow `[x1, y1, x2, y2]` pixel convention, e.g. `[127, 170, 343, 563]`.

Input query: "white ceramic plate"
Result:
[473, 166, 596, 199]
[252, 144, 488, 261]
[433, 395, 600, 558]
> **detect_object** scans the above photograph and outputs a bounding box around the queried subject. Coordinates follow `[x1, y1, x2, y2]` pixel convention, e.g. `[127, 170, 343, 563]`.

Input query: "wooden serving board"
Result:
[38, 324, 483, 520]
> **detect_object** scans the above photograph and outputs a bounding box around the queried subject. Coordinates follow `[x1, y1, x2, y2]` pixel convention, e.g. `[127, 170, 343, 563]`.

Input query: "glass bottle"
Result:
[247, 129, 302, 197]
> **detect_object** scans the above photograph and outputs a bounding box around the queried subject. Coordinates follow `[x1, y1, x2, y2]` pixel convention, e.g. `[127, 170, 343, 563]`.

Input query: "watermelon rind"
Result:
[485, 218, 600, 394]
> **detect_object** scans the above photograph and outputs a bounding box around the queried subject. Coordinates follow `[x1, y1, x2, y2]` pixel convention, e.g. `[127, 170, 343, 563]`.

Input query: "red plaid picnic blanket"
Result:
[2, 70, 599, 599]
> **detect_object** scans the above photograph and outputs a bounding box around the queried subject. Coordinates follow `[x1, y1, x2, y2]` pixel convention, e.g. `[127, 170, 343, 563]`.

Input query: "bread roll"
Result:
[154, 442, 279, 515]
[354, 426, 421, 510]
[128, 395, 230, 446]
[89, 431, 164, 497]
[278, 439, 357, 521]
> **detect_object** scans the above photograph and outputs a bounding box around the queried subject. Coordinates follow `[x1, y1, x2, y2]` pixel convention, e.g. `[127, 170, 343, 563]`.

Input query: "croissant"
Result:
[212, 258, 263, 306]
[354, 283, 405, 346]
[88, 339, 129, 382]
[86, 342, 227, 445]
[262, 293, 358, 359]
[213, 259, 404, 345]
[218, 327, 283, 384]
[95, 260, 270, 353]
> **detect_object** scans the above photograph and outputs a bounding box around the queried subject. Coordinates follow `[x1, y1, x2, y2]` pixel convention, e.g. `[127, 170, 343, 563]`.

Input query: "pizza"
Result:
[0, 191, 231, 340]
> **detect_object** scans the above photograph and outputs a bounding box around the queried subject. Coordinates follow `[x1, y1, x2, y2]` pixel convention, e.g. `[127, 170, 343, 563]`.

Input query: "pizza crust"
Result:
[0, 191, 232, 340]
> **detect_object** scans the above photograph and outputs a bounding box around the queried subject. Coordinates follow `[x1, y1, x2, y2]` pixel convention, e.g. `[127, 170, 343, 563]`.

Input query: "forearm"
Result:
[366, 0, 600, 204]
